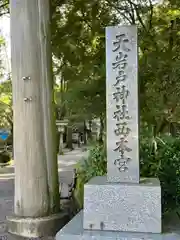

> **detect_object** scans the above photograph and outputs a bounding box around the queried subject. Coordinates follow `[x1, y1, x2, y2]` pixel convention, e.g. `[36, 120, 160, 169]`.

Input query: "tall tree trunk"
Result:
[10, 0, 60, 218]
[87, 120, 92, 141]
[56, 131, 60, 154]
[170, 123, 177, 137]
[99, 115, 104, 144]
[66, 126, 73, 150]
[83, 120, 87, 145]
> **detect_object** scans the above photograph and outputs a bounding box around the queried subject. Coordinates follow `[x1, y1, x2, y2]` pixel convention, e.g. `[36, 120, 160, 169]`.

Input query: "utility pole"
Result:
[7, 0, 67, 238]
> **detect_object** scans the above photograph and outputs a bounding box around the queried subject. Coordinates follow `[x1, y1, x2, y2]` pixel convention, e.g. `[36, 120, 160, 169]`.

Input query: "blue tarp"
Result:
[0, 130, 9, 141]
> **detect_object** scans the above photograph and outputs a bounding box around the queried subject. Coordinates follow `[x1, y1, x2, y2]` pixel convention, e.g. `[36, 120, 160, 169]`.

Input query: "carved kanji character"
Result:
[114, 157, 131, 172]
[114, 71, 126, 86]
[113, 104, 130, 121]
[113, 34, 131, 52]
[114, 138, 132, 155]
[114, 122, 131, 137]
[112, 52, 128, 70]
[113, 86, 129, 102]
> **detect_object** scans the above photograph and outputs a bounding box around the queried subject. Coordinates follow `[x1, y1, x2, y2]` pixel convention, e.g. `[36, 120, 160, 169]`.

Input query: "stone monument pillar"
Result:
[56, 25, 179, 240]
[83, 25, 161, 234]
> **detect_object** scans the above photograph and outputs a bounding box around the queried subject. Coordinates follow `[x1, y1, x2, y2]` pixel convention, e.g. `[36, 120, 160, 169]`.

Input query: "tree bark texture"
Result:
[10, 0, 60, 217]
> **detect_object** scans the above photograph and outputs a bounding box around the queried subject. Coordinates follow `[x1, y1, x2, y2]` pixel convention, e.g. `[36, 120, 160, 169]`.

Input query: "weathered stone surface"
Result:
[106, 25, 139, 183]
[83, 176, 161, 233]
[56, 211, 180, 240]
[7, 211, 69, 238]
[0, 234, 55, 240]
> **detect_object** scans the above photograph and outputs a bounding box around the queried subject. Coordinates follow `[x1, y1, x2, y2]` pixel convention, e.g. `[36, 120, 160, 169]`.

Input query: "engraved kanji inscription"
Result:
[114, 157, 131, 172]
[114, 71, 126, 86]
[112, 52, 128, 70]
[111, 31, 132, 173]
[114, 122, 131, 137]
[113, 104, 130, 121]
[113, 34, 131, 52]
[113, 85, 130, 102]
[114, 138, 132, 154]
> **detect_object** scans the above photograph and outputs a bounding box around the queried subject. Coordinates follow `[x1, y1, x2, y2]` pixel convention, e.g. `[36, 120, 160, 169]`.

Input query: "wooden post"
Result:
[7, 0, 67, 238]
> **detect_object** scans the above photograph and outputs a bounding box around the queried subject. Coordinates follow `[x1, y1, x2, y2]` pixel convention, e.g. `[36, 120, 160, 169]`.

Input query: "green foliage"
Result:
[75, 135, 180, 214]
[139, 2, 180, 135]
[0, 35, 5, 78]
[51, 0, 180, 136]
[0, 36, 4, 45]
[0, 80, 12, 129]
[51, 0, 117, 121]
[0, 150, 10, 164]
[0, 0, 9, 16]
[0, 30, 12, 130]
[74, 143, 106, 208]
[140, 135, 180, 214]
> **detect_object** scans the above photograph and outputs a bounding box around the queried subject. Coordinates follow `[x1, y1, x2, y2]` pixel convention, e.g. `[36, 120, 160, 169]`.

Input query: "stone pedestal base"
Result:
[7, 211, 69, 238]
[56, 211, 180, 240]
[83, 176, 161, 233]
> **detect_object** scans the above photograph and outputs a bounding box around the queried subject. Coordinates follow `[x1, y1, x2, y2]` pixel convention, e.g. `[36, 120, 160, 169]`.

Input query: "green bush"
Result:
[74, 143, 106, 208]
[75, 135, 180, 215]
[0, 151, 10, 164]
[140, 135, 180, 214]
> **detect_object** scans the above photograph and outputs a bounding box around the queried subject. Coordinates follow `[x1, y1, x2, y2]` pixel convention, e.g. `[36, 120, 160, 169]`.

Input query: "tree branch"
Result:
[129, 0, 147, 31]
[105, 0, 134, 24]
[128, 1, 136, 24]
[148, 0, 154, 30]
[0, 1, 9, 10]
[0, 0, 9, 16]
